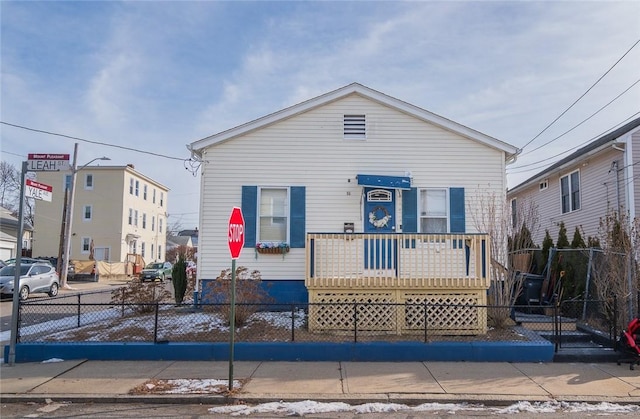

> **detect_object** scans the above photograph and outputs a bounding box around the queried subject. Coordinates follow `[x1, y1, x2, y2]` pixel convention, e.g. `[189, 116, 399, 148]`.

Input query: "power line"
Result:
[507, 112, 640, 173]
[521, 78, 640, 156]
[1, 121, 185, 161]
[520, 38, 640, 151]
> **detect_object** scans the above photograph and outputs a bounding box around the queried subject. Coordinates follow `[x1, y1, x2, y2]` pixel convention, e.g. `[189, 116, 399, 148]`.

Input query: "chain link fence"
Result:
[18, 299, 554, 345]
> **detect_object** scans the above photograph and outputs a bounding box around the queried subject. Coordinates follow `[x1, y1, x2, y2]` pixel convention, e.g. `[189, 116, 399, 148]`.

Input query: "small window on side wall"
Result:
[539, 179, 548, 191]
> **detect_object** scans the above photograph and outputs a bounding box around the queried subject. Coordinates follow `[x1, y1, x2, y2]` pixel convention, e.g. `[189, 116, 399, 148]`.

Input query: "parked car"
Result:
[0, 262, 60, 300]
[0, 260, 6, 269]
[4, 257, 53, 266]
[139, 262, 173, 282]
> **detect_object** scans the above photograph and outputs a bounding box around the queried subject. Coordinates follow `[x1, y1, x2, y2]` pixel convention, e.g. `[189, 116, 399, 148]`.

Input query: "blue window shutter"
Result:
[241, 186, 257, 248]
[402, 188, 417, 232]
[449, 187, 465, 233]
[290, 186, 306, 248]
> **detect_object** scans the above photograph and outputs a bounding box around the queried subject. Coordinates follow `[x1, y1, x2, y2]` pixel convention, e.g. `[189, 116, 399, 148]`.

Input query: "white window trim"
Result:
[84, 173, 94, 190]
[419, 188, 449, 234]
[81, 237, 91, 254]
[83, 205, 93, 221]
[128, 208, 133, 225]
[560, 170, 581, 214]
[257, 186, 290, 243]
[539, 179, 548, 191]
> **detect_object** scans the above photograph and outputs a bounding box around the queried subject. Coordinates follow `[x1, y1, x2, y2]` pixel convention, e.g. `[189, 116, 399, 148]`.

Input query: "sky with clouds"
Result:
[1, 1, 639, 230]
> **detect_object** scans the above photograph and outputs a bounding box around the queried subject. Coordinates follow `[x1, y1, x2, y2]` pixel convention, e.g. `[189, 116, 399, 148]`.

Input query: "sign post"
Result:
[227, 206, 245, 391]
[9, 153, 68, 365]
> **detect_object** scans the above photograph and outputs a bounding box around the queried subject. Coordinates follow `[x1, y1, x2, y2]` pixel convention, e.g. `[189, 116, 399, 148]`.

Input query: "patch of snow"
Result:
[209, 400, 640, 416]
[41, 358, 64, 363]
[164, 378, 240, 394]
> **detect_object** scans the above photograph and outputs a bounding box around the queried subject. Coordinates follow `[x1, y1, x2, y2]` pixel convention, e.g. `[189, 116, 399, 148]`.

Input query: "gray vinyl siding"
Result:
[197, 94, 508, 280]
[509, 147, 626, 246]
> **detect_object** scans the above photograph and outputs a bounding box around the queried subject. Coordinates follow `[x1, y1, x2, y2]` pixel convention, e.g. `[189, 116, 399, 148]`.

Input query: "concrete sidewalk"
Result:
[1, 360, 640, 406]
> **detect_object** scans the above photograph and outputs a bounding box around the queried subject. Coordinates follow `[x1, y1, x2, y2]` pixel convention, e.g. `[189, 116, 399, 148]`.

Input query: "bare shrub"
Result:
[470, 190, 540, 328]
[202, 266, 273, 327]
[591, 209, 640, 328]
[110, 278, 173, 313]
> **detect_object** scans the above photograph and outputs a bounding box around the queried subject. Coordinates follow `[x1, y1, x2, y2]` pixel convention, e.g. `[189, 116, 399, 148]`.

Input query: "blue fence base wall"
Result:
[200, 279, 308, 305]
[5, 341, 554, 363]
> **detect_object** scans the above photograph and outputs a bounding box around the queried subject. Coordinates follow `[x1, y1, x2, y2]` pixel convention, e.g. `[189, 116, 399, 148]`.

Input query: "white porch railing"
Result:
[306, 233, 490, 289]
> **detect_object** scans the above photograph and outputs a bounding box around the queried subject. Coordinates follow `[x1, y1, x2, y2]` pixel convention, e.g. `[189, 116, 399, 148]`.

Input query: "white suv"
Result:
[0, 263, 60, 300]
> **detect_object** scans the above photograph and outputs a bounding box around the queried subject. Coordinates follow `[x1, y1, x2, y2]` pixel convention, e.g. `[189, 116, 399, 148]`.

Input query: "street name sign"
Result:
[25, 179, 53, 202]
[27, 153, 71, 171]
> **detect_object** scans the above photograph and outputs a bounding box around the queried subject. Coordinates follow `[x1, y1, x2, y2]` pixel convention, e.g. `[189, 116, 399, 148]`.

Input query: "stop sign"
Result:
[228, 207, 245, 259]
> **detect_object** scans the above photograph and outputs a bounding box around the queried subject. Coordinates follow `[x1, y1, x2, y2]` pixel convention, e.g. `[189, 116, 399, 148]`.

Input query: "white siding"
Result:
[198, 94, 507, 280]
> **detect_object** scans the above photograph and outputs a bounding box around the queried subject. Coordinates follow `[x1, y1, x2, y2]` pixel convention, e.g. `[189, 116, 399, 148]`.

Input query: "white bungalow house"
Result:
[508, 117, 640, 246]
[188, 83, 519, 335]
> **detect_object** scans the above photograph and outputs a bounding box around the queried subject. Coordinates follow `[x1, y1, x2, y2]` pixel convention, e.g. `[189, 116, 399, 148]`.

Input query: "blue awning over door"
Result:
[357, 174, 412, 190]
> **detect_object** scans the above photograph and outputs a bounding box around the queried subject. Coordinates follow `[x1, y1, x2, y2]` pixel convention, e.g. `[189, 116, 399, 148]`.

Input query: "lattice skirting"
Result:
[307, 289, 488, 335]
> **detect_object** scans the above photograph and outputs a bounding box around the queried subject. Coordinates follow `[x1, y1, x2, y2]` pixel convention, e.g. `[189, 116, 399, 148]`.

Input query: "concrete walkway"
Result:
[1, 360, 640, 405]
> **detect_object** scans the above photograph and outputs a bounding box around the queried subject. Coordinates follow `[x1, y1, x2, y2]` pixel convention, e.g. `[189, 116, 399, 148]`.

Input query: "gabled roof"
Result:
[188, 82, 520, 160]
[509, 116, 640, 193]
[167, 235, 193, 249]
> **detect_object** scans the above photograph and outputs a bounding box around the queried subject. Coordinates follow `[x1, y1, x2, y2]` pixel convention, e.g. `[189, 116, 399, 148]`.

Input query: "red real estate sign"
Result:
[228, 207, 245, 259]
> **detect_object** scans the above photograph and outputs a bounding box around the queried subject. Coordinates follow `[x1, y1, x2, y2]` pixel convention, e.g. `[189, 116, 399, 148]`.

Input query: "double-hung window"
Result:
[83, 205, 92, 221]
[85, 174, 93, 190]
[560, 171, 580, 214]
[258, 187, 288, 242]
[81, 237, 91, 253]
[419, 188, 448, 233]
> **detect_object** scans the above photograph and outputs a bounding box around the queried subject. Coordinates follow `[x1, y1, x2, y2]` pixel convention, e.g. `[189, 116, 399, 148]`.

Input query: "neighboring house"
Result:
[166, 235, 193, 253]
[188, 82, 519, 333]
[178, 228, 199, 248]
[508, 117, 640, 246]
[0, 206, 33, 260]
[32, 165, 169, 265]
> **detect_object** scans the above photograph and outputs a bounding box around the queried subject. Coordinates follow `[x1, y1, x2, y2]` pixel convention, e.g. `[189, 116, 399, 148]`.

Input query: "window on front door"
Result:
[420, 189, 448, 233]
[258, 187, 288, 242]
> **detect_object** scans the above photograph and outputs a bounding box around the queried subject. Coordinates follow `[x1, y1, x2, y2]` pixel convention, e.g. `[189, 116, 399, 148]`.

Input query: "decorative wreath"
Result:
[368, 206, 392, 228]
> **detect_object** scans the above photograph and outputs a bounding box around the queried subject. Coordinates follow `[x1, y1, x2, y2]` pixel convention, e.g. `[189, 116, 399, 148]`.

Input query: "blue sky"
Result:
[1, 1, 639, 230]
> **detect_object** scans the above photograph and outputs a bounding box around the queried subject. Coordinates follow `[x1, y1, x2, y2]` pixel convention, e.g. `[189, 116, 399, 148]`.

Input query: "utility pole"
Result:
[8, 161, 27, 365]
[60, 143, 78, 289]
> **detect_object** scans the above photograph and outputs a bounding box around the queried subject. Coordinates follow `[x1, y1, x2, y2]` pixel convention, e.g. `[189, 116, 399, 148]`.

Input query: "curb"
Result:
[2, 393, 639, 406]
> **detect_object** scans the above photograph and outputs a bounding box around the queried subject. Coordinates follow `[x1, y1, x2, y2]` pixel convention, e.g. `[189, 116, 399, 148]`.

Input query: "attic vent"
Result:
[344, 114, 366, 139]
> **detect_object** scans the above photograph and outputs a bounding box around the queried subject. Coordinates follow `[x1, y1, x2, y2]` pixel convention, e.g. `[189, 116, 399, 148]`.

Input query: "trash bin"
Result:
[515, 273, 545, 306]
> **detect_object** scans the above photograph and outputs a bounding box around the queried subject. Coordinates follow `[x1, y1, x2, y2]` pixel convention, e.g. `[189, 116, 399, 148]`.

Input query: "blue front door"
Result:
[363, 188, 396, 271]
